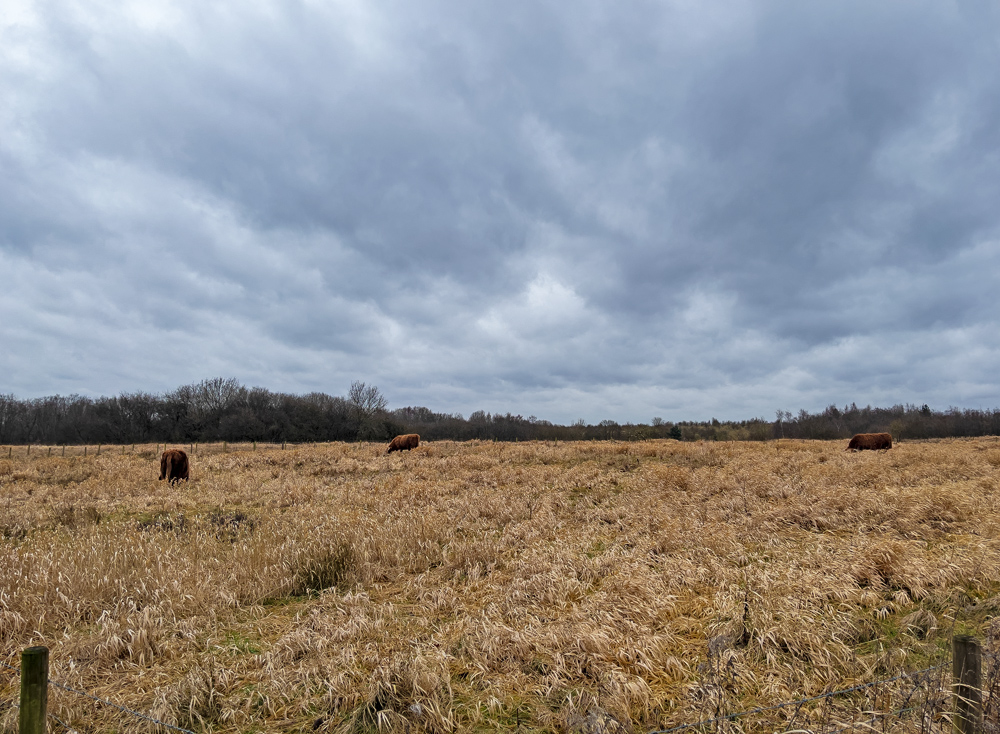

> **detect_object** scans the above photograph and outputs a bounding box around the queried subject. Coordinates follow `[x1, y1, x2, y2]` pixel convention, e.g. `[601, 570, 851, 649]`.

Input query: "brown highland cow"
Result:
[846, 432, 893, 451]
[387, 434, 420, 454]
[159, 449, 190, 483]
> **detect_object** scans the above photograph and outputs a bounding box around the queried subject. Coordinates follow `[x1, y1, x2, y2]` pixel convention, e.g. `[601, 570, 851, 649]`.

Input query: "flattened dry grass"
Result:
[2, 438, 1000, 732]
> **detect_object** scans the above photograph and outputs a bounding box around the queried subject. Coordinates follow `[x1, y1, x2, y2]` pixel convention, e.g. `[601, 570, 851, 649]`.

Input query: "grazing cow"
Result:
[159, 449, 190, 483]
[846, 432, 893, 451]
[387, 434, 420, 454]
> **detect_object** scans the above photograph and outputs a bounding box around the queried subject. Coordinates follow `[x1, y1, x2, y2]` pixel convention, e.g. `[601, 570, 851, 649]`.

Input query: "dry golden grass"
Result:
[2, 438, 1000, 732]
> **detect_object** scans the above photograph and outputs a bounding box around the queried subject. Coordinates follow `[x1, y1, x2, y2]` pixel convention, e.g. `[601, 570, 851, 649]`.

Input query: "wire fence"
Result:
[3, 643, 998, 733]
[647, 662, 953, 734]
[1, 659, 195, 734]
[1, 441, 314, 461]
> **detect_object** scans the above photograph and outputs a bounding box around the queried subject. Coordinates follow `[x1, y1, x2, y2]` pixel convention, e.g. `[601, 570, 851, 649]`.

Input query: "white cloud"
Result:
[2, 1, 1000, 421]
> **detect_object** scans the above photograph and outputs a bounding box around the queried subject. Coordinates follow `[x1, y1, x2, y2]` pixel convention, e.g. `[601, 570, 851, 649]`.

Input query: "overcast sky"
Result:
[3, 1, 1000, 423]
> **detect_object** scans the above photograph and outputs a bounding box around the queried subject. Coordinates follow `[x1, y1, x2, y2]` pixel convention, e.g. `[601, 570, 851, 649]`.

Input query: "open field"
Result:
[3, 438, 1000, 732]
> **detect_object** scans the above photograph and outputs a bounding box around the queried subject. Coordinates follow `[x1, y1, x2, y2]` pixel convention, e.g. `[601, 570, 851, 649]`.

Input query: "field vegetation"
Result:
[2, 437, 1000, 732]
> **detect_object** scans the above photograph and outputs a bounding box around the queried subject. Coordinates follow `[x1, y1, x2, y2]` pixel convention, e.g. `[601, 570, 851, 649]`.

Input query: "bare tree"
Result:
[195, 377, 244, 415]
[349, 381, 390, 440]
[349, 381, 387, 417]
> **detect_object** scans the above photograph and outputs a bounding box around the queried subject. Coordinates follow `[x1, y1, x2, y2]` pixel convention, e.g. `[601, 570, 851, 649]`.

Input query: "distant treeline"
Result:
[1, 378, 999, 445]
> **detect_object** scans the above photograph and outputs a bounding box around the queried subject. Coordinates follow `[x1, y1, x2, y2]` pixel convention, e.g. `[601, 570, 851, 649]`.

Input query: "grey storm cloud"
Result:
[3, 0, 1000, 423]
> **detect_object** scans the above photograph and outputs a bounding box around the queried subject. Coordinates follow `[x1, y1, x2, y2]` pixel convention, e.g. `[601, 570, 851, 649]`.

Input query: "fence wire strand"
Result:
[824, 699, 947, 734]
[48, 708, 77, 733]
[647, 662, 951, 734]
[1, 654, 968, 734]
[2, 658, 195, 734]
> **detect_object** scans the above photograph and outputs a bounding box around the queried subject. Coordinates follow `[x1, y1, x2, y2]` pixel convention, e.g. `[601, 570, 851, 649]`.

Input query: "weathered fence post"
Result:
[953, 634, 983, 734]
[19, 645, 48, 734]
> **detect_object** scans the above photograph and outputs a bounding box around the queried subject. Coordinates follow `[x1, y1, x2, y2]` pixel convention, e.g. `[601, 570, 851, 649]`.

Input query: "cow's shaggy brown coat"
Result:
[387, 434, 420, 454]
[159, 449, 190, 483]
[846, 432, 893, 451]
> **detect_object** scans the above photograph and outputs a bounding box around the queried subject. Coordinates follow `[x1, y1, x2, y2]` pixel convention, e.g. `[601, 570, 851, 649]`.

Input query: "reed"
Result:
[1, 438, 999, 731]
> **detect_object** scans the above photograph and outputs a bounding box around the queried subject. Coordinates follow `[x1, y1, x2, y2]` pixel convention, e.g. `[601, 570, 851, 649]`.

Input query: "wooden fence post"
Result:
[954, 634, 983, 734]
[19, 645, 48, 734]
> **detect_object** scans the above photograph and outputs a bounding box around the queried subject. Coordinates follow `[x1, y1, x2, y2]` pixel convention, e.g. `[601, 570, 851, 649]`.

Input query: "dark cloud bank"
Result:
[3, 1, 1000, 424]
